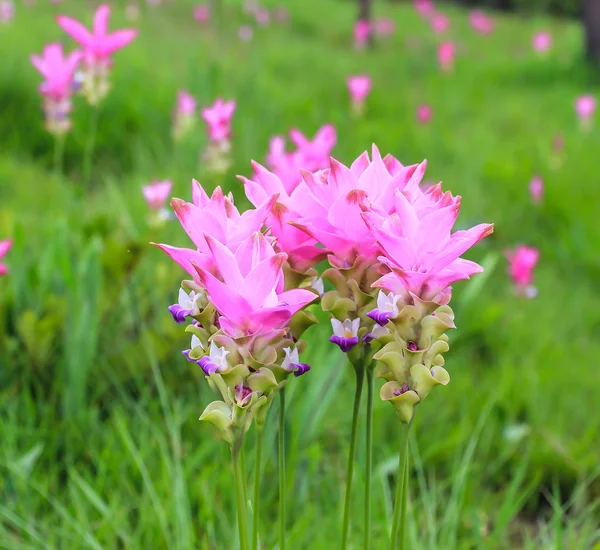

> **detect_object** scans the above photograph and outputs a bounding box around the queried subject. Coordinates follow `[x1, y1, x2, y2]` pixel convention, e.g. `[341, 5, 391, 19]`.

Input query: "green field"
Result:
[1, 0, 600, 548]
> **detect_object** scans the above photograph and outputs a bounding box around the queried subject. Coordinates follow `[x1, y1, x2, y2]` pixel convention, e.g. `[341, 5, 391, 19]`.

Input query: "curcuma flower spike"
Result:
[201, 98, 236, 174]
[157, 180, 318, 444]
[30, 43, 82, 136]
[0, 239, 12, 276]
[57, 4, 137, 105]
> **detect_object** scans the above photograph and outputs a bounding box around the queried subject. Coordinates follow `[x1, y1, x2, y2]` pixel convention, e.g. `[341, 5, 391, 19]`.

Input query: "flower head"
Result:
[529, 176, 543, 205]
[198, 342, 230, 375]
[575, 95, 596, 123]
[414, 0, 434, 18]
[168, 287, 203, 323]
[532, 31, 551, 53]
[330, 318, 360, 353]
[354, 19, 370, 49]
[143, 180, 172, 210]
[201, 98, 236, 143]
[281, 347, 311, 377]
[469, 10, 494, 35]
[0, 0, 15, 24]
[57, 4, 137, 65]
[505, 245, 539, 297]
[31, 43, 82, 101]
[177, 90, 196, 116]
[0, 239, 12, 276]
[417, 104, 432, 124]
[193, 4, 210, 24]
[367, 290, 402, 326]
[430, 13, 449, 34]
[347, 75, 372, 104]
[438, 41, 456, 72]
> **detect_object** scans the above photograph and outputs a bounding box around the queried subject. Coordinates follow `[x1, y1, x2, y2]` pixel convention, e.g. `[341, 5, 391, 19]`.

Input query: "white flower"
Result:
[331, 318, 360, 338]
[376, 290, 401, 317]
[281, 347, 299, 371]
[178, 288, 202, 315]
[208, 342, 230, 372]
[190, 334, 204, 351]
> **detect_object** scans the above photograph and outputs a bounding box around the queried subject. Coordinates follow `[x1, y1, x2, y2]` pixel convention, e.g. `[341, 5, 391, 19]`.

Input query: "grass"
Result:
[1, 0, 600, 548]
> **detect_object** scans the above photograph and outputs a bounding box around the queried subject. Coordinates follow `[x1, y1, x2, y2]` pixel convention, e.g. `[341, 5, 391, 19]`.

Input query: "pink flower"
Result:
[529, 176, 543, 204]
[575, 95, 596, 123]
[201, 98, 235, 143]
[532, 31, 552, 53]
[193, 4, 209, 23]
[417, 104, 432, 124]
[143, 180, 172, 210]
[414, 0, 434, 18]
[191, 232, 316, 337]
[238, 24, 253, 41]
[438, 41, 456, 72]
[505, 246, 539, 297]
[469, 10, 494, 35]
[347, 75, 372, 104]
[255, 8, 270, 26]
[154, 180, 277, 280]
[175, 90, 195, 116]
[57, 4, 137, 65]
[430, 13, 449, 34]
[291, 145, 425, 265]
[241, 162, 328, 271]
[0, 0, 14, 23]
[30, 43, 82, 101]
[374, 18, 395, 36]
[354, 19, 371, 49]
[365, 173, 494, 301]
[0, 239, 11, 276]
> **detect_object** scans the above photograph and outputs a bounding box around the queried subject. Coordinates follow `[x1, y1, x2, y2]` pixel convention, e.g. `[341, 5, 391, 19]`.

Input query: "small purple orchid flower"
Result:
[367, 290, 401, 326]
[197, 341, 230, 376]
[168, 288, 202, 324]
[182, 334, 204, 363]
[281, 347, 311, 377]
[330, 318, 360, 353]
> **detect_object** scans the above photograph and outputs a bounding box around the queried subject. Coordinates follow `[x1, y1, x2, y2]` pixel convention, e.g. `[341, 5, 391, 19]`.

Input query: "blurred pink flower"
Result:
[57, 4, 137, 65]
[177, 90, 196, 116]
[0, 239, 11, 276]
[575, 95, 596, 124]
[193, 4, 209, 24]
[172, 90, 196, 140]
[0, 0, 14, 23]
[438, 41, 456, 72]
[532, 31, 552, 53]
[469, 10, 494, 35]
[354, 19, 371, 49]
[255, 8, 270, 25]
[417, 104, 432, 124]
[414, 0, 434, 18]
[347, 75, 372, 114]
[201, 98, 235, 143]
[431, 13, 449, 34]
[238, 24, 253, 41]
[505, 245, 539, 298]
[529, 176, 543, 204]
[31, 43, 81, 100]
[374, 18, 395, 36]
[143, 180, 172, 210]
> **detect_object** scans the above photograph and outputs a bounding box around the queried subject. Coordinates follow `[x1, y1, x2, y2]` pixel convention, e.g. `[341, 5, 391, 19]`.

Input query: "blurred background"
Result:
[1, 0, 600, 548]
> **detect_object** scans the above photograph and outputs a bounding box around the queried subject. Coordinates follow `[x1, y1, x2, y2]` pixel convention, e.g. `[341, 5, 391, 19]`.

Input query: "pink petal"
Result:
[240, 254, 286, 309]
[193, 266, 253, 320]
[192, 179, 210, 207]
[276, 288, 318, 315]
[57, 15, 92, 47]
[93, 4, 111, 37]
[171, 198, 226, 250]
[103, 29, 137, 56]
[152, 243, 211, 280]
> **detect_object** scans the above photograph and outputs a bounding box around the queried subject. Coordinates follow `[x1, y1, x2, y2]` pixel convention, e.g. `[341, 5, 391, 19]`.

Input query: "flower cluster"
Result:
[201, 98, 236, 174]
[159, 145, 493, 437]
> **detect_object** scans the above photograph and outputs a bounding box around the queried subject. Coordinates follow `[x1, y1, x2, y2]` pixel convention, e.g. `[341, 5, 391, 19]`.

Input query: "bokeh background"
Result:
[1, 0, 600, 548]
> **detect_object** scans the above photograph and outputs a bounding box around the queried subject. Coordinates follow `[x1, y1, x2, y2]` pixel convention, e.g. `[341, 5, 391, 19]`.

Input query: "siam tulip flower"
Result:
[154, 180, 277, 281]
[367, 290, 401, 326]
[30, 43, 82, 136]
[238, 24, 253, 41]
[347, 75, 372, 116]
[414, 0, 434, 18]
[430, 13, 449, 34]
[330, 318, 360, 352]
[255, 8, 270, 25]
[374, 18, 395, 36]
[575, 95, 596, 129]
[0, 239, 12, 276]
[505, 245, 539, 298]
[469, 10, 494, 35]
[532, 31, 552, 54]
[529, 176, 543, 204]
[193, 4, 209, 24]
[354, 19, 370, 49]
[0, 0, 14, 23]
[200, 98, 236, 174]
[172, 90, 197, 140]
[417, 104, 432, 124]
[197, 342, 231, 375]
[57, 4, 137, 105]
[281, 347, 311, 377]
[438, 41, 456, 72]
[143, 179, 173, 223]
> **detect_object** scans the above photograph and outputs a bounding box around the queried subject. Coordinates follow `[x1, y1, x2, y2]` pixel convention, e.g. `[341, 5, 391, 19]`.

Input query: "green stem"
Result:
[53, 133, 65, 177]
[364, 365, 374, 550]
[252, 428, 263, 550]
[232, 444, 250, 550]
[340, 362, 365, 550]
[278, 389, 286, 550]
[389, 422, 411, 550]
[83, 106, 100, 187]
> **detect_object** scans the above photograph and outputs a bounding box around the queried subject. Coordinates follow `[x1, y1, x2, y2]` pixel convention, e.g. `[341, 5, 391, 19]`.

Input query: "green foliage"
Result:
[1, 0, 599, 548]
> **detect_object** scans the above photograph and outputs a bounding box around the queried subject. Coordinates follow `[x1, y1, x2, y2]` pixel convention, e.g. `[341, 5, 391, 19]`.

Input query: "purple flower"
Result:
[168, 288, 202, 324]
[330, 318, 360, 353]
[367, 290, 401, 326]
[281, 347, 311, 377]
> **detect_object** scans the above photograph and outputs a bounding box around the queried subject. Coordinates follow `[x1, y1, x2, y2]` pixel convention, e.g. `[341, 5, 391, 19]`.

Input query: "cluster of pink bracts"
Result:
[30, 4, 136, 135]
[157, 145, 494, 434]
